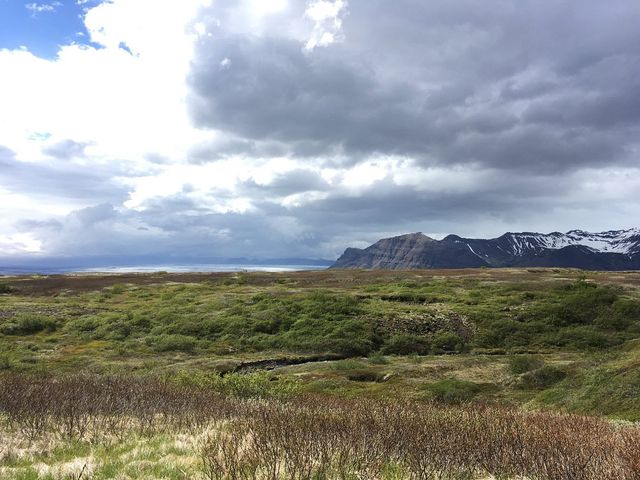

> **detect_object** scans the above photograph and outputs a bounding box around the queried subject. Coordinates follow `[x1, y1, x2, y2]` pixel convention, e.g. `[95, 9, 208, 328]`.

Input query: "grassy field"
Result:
[1, 268, 640, 478]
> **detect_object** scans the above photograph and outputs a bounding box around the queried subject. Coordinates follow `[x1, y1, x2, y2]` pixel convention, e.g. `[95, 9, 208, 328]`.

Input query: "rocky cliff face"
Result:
[331, 229, 640, 270]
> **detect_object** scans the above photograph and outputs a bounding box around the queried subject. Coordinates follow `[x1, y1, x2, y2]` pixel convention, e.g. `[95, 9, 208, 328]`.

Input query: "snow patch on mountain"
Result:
[504, 228, 640, 255]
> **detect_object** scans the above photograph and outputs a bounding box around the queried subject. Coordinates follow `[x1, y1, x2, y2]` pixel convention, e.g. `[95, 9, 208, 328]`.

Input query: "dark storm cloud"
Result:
[188, 35, 412, 156]
[22, 195, 332, 259]
[261, 172, 569, 232]
[20, 162, 639, 260]
[187, 136, 289, 164]
[188, 0, 640, 173]
[0, 145, 129, 202]
[72, 203, 118, 226]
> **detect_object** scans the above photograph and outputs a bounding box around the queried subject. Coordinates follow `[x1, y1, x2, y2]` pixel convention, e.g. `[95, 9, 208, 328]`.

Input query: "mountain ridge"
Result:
[331, 228, 640, 270]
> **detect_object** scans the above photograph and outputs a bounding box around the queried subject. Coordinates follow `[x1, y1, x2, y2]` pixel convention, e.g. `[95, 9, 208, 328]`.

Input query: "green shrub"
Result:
[285, 317, 377, 356]
[21, 316, 57, 333]
[64, 317, 101, 335]
[382, 334, 430, 355]
[475, 282, 638, 350]
[555, 327, 616, 349]
[519, 365, 567, 389]
[538, 282, 618, 327]
[0, 283, 12, 294]
[0, 323, 19, 335]
[110, 283, 127, 294]
[508, 355, 544, 374]
[329, 337, 375, 357]
[302, 291, 363, 318]
[368, 353, 390, 364]
[596, 299, 640, 330]
[0, 315, 57, 335]
[150, 334, 197, 353]
[102, 321, 133, 340]
[422, 379, 482, 404]
[0, 354, 12, 370]
[171, 319, 221, 338]
[431, 332, 467, 354]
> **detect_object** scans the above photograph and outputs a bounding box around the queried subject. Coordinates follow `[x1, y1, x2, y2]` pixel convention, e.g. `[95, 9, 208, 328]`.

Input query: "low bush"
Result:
[519, 365, 567, 389]
[367, 352, 390, 364]
[0, 315, 57, 335]
[0, 354, 12, 370]
[422, 379, 483, 404]
[508, 355, 544, 374]
[0, 283, 12, 294]
[431, 331, 467, 354]
[345, 369, 383, 382]
[381, 334, 430, 355]
[149, 334, 197, 353]
[541, 326, 616, 349]
[596, 299, 640, 330]
[110, 283, 127, 294]
[283, 317, 377, 356]
[474, 281, 640, 351]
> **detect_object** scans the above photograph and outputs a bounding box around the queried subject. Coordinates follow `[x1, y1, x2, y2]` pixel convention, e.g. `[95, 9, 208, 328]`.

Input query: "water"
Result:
[0, 263, 328, 275]
[79, 264, 327, 273]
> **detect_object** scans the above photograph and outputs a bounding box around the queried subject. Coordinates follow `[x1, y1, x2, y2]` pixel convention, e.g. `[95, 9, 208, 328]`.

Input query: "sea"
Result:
[80, 264, 327, 274]
[0, 263, 329, 275]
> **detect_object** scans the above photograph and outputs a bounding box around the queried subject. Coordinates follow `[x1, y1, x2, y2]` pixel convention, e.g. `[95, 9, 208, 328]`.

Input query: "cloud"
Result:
[0, 145, 130, 202]
[1, 0, 640, 260]
[42, 139, 91, 159]
[25, 2, 62, 16]
[304, 0, 348, 50]
[239, 168, 330, 197]
[188, 0, 640, 174]
[1, 0, 210, 161]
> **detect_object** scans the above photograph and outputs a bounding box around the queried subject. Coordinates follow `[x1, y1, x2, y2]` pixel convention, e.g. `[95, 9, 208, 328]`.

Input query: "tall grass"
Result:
[201, 397, 640, 480]
[0, 375, 638, 479]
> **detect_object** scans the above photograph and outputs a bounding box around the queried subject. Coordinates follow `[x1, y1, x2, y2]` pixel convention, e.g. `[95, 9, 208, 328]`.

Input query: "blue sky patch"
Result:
[0, 0, 103, 59]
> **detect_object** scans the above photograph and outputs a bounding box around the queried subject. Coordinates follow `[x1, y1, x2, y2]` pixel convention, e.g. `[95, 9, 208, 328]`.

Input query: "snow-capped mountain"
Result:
[331, 229, 640, 270]
[498, 229, 640, 256]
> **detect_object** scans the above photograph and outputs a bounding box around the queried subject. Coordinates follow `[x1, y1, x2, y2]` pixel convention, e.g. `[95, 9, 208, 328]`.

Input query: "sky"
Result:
[0, 0, 639, 262]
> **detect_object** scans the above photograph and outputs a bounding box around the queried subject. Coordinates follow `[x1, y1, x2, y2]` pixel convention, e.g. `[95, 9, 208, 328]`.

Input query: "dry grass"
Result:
[1, 375, 639, 479]
[200, 397, 640, 480]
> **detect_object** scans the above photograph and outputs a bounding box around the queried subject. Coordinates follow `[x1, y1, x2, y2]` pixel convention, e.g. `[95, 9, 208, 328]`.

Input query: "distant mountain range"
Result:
[331, 229, 640, 270]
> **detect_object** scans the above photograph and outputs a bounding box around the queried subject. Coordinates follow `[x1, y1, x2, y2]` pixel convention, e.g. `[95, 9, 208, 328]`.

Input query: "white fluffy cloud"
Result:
[1, 0, 209, 161]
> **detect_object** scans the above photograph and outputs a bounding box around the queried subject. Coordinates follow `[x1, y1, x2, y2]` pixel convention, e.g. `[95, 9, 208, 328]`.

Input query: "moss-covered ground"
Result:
[1, 268, 640, 418]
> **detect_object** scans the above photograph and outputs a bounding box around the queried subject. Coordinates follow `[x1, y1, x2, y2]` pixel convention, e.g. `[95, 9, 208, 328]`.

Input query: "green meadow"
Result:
[1, 268, 640, 478]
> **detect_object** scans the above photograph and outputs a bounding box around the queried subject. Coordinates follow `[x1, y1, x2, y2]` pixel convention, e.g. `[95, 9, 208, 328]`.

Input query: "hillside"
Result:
[332, 229, 640, 270]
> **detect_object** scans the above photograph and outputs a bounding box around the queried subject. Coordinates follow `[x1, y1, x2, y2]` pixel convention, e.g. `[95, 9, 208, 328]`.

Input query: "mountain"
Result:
[331, 229, 640, 270]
